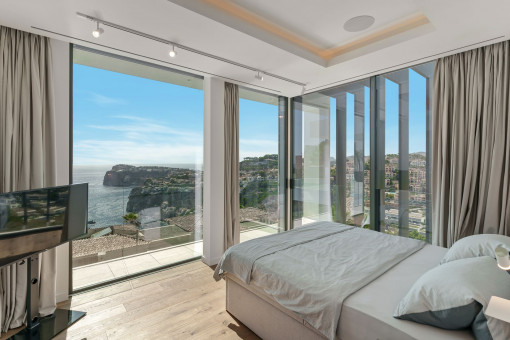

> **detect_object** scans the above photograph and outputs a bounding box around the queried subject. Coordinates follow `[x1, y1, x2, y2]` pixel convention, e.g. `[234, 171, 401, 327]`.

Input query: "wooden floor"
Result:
[2, 261, 260, 340]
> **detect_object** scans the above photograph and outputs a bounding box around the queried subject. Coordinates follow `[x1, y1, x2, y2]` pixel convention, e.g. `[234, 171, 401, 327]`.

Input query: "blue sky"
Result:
[239, 99, 279, 160]
[74, 64, 205, 165]
[74, 63, 426, 166]
[73, 64, 279, 165]
[384, 69, 427, 155]
[329, 68, 427, 157]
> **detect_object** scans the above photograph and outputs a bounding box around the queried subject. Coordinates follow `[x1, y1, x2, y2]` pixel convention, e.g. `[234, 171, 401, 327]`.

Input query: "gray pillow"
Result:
[440, 234, 510, 265]
[394, 256, 510, 340]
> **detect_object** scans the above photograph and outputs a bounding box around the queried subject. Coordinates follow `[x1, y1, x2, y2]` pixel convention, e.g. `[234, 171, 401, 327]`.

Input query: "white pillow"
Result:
[394, 256, 510, 340]
[440, 234, 510, 265]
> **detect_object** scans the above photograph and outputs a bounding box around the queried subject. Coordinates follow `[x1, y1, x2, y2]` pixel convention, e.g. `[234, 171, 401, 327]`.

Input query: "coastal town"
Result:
[339, 152, 428, 239]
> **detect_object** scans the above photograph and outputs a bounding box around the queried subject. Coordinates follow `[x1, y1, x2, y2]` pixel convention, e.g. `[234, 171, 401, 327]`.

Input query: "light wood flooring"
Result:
[1, 261, 260, 340]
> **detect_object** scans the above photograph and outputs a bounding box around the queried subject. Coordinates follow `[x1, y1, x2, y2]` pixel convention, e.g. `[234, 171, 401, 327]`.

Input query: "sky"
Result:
[239, 99, 279, 160]
[73, 64, 203, 166]
[74, 62, 427, 167]
[329, 68, 427, 157]
[73, 64, 279, 166]
[385, 69, 427, 155]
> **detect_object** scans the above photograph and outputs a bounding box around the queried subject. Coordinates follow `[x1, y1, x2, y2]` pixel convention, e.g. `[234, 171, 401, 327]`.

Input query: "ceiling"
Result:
[171, 0, 432, 66]
[229, 0, 419, 49]
[0, 0, 509, 97]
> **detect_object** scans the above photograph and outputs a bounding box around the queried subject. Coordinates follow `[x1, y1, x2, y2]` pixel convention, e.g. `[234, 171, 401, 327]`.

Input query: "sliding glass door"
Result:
[72, 47, 204, 290]
[291, 62, 433, 240]
[238, 88, 286, 241]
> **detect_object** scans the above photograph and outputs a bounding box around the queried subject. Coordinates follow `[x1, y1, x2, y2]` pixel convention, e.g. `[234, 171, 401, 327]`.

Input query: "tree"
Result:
[122, 212, 141, 243]
[122, 212, 139, 224]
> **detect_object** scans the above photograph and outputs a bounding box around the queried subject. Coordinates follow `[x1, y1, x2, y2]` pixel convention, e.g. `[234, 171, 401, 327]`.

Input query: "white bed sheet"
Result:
[246, 227, 425, 339]
[338, 244, 474, 340]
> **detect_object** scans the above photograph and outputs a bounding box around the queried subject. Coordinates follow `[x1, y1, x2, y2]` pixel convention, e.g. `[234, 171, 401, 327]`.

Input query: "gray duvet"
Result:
[214, 221, 425, 340]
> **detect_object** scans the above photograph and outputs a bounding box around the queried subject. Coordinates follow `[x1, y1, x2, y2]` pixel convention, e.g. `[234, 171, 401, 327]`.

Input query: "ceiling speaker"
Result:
[343, 15, 375, 32]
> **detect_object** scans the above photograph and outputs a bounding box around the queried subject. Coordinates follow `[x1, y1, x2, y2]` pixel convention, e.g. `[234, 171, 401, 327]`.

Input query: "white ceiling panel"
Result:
[0, 0, 509, 97]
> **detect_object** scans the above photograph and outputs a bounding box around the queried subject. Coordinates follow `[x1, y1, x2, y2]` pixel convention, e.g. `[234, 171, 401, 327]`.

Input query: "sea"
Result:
[73, 164, 201, 229]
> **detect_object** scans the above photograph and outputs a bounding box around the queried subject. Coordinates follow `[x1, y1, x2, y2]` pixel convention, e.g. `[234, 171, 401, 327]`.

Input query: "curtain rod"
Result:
[75, 12, 306, 87]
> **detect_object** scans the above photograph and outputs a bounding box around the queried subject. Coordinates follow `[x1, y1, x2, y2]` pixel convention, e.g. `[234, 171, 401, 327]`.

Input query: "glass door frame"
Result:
[68, 44, 205, 294]
[289, 61, 434, 243]
[69, 44, 292, 293]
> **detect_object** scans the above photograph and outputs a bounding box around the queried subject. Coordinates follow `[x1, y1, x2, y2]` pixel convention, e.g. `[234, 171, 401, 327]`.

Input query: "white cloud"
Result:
[88, 115, 201, 140]
[89, 93, 127, 106]
[112, 115, 147, 121]
[76, 117, 277, 165]
[88, 123, 200, 139]
[74, 139, 203, 165]
[76, 115, 203, 165]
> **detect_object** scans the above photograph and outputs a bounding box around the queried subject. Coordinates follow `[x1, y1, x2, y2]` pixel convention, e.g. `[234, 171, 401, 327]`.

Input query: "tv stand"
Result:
[8, 255, 86, 340]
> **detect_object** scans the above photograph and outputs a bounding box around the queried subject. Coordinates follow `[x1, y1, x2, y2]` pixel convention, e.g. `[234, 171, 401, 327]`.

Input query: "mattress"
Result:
[217, 222, 426, 339]
[338, 244, 474, 340]
[226, 244, 475, 340]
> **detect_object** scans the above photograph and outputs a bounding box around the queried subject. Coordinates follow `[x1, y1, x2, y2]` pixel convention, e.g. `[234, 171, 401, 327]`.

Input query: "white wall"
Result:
[202, 76, 225, 266]
[50, 38, 71, 302]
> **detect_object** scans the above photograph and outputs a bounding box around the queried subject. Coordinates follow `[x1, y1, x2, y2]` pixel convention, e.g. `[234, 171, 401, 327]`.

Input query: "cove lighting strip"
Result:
[76, 12, 306, 88]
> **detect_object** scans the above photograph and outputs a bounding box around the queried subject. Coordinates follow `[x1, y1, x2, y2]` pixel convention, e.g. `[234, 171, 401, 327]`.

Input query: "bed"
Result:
[214, 221, 474, 340]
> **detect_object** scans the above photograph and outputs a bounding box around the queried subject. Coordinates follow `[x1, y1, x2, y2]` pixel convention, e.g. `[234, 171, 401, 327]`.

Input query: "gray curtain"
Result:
[432, 40, 510, 247]
[224, 82, 240, 250]
[0, 26, 57, 333]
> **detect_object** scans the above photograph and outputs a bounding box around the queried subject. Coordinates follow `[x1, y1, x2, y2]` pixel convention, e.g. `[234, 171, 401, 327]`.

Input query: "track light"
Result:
[169, 45, 177, 58]
[92, 21, 104, 38]
[75, 12, 306, 88]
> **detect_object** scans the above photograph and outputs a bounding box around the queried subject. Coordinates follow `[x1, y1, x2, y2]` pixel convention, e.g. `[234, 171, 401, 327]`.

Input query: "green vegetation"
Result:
[122, 212, 140, 225]
[239, 154, 278, 210]
[240, 180, 278, 209]
[240, 154, 278, 172]
[409, 230, 426, 241]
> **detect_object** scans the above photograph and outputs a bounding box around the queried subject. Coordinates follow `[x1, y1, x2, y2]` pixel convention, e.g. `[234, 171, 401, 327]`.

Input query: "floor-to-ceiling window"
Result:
[292, 80, 370, 228]
[238, 88, 285, 241]
[291, 62, 433, 240]
[71, 47, 204, 290]
[374, 63, 433, 241]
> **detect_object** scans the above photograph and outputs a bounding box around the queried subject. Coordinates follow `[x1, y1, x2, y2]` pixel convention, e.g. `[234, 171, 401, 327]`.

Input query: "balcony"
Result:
[73, 226, 276, 290]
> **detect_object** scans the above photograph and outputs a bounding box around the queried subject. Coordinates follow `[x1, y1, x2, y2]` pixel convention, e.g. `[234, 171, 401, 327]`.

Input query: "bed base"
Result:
[226, 275, 331, 340]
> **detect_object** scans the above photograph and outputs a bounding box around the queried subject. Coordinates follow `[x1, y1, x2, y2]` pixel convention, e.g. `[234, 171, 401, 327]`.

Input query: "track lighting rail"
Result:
[76, 12, 306, 88]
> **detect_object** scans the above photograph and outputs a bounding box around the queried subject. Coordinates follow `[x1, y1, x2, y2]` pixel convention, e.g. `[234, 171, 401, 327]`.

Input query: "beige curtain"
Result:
[224, 82, 240, 250]
[433, 40, 510, 247]
[0, 26, 57, 333]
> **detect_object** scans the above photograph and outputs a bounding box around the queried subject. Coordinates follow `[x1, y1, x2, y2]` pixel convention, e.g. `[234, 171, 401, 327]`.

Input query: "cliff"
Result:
[103, 157, 280, 224]
[126, 183, 196, 218]
[103, 164, 186, 187]
[102, 164, 199, 220]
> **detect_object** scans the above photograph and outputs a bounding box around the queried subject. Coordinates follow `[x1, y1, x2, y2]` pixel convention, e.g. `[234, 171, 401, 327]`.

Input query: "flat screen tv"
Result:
[0, 183, 88, 267]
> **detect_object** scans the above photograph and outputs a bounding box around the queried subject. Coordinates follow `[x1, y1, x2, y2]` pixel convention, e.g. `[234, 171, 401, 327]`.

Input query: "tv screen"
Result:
[0, 183, 88, 268]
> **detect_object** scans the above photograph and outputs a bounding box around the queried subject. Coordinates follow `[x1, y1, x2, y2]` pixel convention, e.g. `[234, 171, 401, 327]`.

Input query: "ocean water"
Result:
[73, 164, 202, 229]
[73, 165, 132, 229]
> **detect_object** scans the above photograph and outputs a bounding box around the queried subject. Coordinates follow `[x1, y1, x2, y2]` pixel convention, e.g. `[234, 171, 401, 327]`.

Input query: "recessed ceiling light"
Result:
[343, 15, 375, 32]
